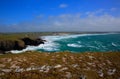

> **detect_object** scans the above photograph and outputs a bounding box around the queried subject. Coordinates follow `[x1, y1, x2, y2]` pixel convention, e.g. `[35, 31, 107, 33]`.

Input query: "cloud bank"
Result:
[0, 10, 120, 32]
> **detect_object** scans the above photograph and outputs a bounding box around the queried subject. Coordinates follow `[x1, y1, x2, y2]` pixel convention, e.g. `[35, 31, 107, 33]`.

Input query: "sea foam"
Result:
[11, 33, 116, 53]
[67, 44, 83, 48]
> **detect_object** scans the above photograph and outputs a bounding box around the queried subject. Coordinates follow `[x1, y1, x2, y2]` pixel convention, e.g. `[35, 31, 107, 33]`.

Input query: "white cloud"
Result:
[86, 9, 105, 17]
[59, 4, 68, 8]
[110, 8, 117, 11]
[37, 10, 120, 32]
[1, 9, 120, 32]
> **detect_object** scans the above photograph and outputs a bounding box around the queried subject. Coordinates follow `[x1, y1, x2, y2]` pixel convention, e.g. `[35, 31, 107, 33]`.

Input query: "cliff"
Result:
[0, 37, 45, 54]
[21, 37, 45, 46]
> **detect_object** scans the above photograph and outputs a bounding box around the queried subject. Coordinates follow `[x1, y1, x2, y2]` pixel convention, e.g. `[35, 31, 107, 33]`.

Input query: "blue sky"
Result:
[0, 0, 120, 32]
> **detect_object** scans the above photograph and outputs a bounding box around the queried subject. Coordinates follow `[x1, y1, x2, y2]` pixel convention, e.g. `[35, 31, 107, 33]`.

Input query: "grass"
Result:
[0, 32, 46, 41]
[0, 51, 120, 79]
[0, 32, 72, 40]
[0, 32, 82, 41]
[0, 33, 120, 79]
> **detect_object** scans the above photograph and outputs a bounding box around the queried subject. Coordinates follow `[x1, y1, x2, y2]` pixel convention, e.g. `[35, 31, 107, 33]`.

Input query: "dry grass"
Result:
[0, 51, 120, 79]
[0, 32, 55, 41]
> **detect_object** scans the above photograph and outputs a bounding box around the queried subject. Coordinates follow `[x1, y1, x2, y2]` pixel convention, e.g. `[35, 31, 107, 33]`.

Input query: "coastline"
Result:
[11, 32, 120, 53]
[0, 33, 120, 78]
[0, 32, 120, 54]
[0, 33, 46, 54]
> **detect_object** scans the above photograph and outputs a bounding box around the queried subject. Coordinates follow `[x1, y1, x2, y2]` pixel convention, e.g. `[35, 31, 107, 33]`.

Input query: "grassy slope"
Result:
[0, 32, 52, 40]
[0, 32, 79, 40]
[0, 33, 120, 79]
[0, 51, 120, 79]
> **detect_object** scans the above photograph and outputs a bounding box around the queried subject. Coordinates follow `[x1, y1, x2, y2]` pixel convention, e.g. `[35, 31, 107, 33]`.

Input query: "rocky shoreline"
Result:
[0, 37, 45, 54]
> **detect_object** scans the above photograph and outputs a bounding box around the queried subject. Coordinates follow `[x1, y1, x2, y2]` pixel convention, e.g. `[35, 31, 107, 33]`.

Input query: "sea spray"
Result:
[11, 33, 120, 53]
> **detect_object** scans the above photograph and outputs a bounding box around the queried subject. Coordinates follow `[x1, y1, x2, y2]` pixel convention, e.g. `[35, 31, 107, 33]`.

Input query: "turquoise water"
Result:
[37, 33, 120, 53]
[11, 33, 120, 53]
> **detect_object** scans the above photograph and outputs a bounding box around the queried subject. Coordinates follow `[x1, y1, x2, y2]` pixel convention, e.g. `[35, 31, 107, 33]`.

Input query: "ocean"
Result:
[11, 33, 120, 53]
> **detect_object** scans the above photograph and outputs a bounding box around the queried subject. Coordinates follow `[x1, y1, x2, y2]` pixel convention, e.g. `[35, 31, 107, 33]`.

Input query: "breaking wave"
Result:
[67, 44, 83, 48]
[11, 33, 120, 53]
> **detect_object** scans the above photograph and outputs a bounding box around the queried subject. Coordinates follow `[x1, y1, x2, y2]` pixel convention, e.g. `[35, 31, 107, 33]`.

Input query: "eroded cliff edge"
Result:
[0, 37, 45, 54]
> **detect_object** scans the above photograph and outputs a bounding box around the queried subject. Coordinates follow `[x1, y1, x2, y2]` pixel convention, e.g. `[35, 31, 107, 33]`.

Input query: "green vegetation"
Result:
[0, 32, 90, 40]
[0, 51, 120, 79]
[0, 32, 53, 41]
[0, 33, 48, 53]
[0, 33, 120, 79]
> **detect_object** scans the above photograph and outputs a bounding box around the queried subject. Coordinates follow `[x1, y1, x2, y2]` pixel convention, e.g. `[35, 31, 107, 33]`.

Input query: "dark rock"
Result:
[0, 40, 15, 51]
[0, 50, 5, 54]
[0, 37, 45, 54]
[14, 40, 26, 50]
[21, 37, 45, 46]
[0, 40, 26, 53]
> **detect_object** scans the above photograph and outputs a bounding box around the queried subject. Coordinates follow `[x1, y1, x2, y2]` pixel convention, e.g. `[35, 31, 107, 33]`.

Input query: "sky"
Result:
[0, 0, 120, 32]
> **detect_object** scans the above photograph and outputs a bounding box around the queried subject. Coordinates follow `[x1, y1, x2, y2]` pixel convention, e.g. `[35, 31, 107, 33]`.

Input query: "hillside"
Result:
[0, 33, 46, 54]
[0, 51, 119, 79]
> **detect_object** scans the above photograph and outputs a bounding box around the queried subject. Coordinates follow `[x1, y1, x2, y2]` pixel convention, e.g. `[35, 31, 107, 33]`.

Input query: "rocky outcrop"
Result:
[0, 40, 26, 53]
[0, 37, 45, 54]
[21, 38, 45, 46]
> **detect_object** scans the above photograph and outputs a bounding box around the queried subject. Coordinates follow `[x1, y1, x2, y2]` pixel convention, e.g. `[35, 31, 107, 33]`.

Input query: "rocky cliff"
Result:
[0, 37, 45, 54]
[21, 37, 44, 46]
